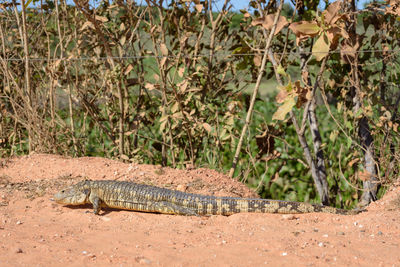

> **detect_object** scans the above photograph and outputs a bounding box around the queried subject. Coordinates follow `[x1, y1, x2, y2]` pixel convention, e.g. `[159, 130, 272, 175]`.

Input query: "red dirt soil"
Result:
[0, 153, 399, 266]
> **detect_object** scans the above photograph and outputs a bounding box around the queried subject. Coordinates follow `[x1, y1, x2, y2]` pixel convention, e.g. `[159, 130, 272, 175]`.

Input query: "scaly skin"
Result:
[54, 180, 359, 215]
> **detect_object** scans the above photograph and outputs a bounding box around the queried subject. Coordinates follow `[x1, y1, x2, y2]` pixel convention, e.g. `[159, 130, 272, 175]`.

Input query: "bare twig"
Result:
[229, 0, 285, 178]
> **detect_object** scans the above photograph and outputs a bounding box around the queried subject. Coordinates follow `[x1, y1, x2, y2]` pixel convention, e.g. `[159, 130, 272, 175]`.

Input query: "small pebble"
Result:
[282, 214, 298, 220]
[318, 242, 324, 247]
[139, 257, 151, 264]
[176, 184, 187, 192]
[15, 248, 23, 253]
[16, 221, 22, 225]
[378, 231, 383, 236]
[101, 217, 111, 222]
[281, 252, 287, 256]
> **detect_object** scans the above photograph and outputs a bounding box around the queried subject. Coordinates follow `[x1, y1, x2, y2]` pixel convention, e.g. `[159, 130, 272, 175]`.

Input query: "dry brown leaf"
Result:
[340, 34, 362, 63]
[275, 87, 288, 104]
[95, 15, 108, 23]
[80, 21, 94, 30]
[145, 83, 155, 91]
[251, 14, 288, 35]
[323, 0, 342, 25]
[359, 170, 373, 181]
[289, 21, 320, 45]
[120, 35, 126, 46]
[301, 71, 309, 84]
[195, 4, 203, 13]
[178, 80, 188, 93]
[293, 80, 309, 107]
[348, 158, 359, 167]
[178, 67, 185, 78]
[160, 43, 168, 56]
[202, 123, 212, 133]
[124, 64, 134, 75]
[253, 54, 262, 67]
[160, 57, 167, 68]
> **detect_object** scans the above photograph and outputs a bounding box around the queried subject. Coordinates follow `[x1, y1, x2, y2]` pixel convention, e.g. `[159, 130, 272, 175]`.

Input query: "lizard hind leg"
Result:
[152, 201, 199, 216]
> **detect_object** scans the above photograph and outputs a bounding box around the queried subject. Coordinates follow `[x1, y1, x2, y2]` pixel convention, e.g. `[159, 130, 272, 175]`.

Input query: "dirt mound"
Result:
[0, 154, 399, 266]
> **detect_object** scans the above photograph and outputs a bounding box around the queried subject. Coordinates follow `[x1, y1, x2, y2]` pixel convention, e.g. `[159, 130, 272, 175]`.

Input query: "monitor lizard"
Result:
[54, 180, 359, 215]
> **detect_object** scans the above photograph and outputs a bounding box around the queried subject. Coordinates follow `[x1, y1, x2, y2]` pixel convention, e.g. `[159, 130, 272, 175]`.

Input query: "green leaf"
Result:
[346, 137, 352, 149]
[277, 64, 287, 77]
[329, 130, 338, 142]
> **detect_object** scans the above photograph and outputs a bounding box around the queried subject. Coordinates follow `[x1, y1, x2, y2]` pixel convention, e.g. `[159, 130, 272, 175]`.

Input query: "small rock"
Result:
[82, 251, 88, 255]
[318, 242, 324, 247]
[281, 252, 287, 256]
[185, 164, 195, 170]
[16, 220, 22, 225]
[101, 217, 111, 222]
[139, 258, 151, 264]
[136, 257, 151, 264]
[176, 184, 187, 192]
[337, 232, 345, 236]
[378, 231, 383, 236]
[282, 214, 298, 220]
[322, 234, 328, 238]
[15, 248, 23, 253]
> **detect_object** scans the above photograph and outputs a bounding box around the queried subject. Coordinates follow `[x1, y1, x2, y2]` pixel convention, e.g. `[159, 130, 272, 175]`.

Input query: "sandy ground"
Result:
[0, 154, 399, 266]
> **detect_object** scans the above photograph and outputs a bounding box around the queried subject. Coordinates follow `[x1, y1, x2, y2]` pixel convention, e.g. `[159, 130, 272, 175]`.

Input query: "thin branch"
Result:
[229, 0, 285, 178]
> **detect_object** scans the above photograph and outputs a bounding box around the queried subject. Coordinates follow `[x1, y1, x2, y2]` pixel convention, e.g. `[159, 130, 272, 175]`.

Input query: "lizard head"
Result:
[54, 181, 90, 205]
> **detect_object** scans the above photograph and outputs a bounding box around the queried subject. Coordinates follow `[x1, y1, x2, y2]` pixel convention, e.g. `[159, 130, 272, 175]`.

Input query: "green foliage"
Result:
[1, 0, 399, 209]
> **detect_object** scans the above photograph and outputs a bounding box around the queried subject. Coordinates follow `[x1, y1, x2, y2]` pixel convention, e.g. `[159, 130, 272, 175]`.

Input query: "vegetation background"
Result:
[1, 0, 399, 210]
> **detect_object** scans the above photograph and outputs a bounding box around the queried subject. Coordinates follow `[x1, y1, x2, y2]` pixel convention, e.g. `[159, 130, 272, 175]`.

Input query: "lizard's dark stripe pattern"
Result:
[54, 180, 358, 215]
